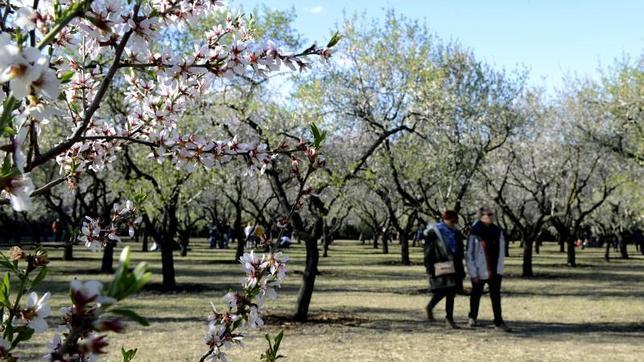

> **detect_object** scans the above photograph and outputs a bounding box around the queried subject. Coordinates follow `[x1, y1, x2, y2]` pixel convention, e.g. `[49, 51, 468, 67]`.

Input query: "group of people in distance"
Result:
[424, 207, 511, 332]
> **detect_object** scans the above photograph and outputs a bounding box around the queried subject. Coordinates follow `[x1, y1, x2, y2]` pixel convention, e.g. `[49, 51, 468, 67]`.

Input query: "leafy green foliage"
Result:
[105, 246, 152, 302]
[260, 330, 286, 362]
[310, 123, 327, 149]
[326, 31, 342, 48]
[121, 347, 138, 362]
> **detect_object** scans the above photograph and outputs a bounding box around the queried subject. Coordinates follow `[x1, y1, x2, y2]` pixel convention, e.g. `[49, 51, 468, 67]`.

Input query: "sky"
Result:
[234, 0, 644, 92]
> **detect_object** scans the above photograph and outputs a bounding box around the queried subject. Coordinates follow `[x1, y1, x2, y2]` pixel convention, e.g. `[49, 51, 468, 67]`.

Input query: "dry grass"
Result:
[18, 239, 644, 361]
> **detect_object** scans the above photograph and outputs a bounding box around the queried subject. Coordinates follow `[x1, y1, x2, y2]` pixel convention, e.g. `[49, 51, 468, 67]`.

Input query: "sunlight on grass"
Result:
[22, 240, 644, 361]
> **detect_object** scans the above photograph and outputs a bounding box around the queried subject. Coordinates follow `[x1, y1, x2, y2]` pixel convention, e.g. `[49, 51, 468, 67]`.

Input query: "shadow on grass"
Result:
[510, 320, 644, 339]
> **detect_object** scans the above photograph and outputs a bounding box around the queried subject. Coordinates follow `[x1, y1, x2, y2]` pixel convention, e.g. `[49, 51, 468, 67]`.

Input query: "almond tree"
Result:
[0, 0, 333, 214]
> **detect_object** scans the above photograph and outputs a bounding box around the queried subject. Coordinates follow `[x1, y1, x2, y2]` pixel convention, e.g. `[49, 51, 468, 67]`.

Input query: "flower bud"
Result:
[8, 246, 26, 261]
[33, 250, 50, 267]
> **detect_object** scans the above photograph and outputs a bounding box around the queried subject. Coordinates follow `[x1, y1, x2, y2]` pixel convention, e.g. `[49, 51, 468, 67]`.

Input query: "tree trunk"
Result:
[63, 234, 74, 261]
[235, 234, 245, 261]
[618, 236, 628, 259]
[322, 238, 330, 257]
[535, 239, 541, 255]
[400, 233, 410, 265]
[322, 224, 330, 258]
[604, 238, 610, 261]
[382, 233, 389, 254]
[233, 206, 245, 262]
[567, 238, 576, 267]
[161, 238, 176, 290]
[161, 197, 179, 290]
[372, 232, 379, 249]
[522, 238, 533, 277]
[293, 239, 319, 322]
[179, 236, 189, 257]
[558, 234, 565, 253]
[141, 226, 148, 252]
[100, 241, 114, 273]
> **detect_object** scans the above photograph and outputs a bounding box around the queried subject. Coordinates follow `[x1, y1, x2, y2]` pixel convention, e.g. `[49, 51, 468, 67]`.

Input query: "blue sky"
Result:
[235, 0, 643, 91]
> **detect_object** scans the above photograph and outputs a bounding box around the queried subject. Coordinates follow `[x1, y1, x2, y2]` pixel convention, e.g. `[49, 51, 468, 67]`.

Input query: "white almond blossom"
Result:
[16, 291, 51, 333]
[1, 174, 35, 212]
[247, 306, 264, 329]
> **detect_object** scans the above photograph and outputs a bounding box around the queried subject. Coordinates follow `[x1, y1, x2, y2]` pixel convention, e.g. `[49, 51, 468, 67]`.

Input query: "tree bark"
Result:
[141, 225, 148, 252]
[382, 233, 389, 254]
[522, 238, 533, 277]
[567, 238, 576, 267]
[161, 239, 176, 290]
[372, 232, 379, 249]
[618, 236, 629, 259]
[233, 204, 245, 262]
[322, 223, 330, 258]
[100, 241, 114, 273]
[293, 238, 319, 322]
[400, 233, 410, 265]
[604, 238, 610, 261]
[160, 192, 179, 290]
[63, 234, 74, 261]
[179, 236, 189, 257]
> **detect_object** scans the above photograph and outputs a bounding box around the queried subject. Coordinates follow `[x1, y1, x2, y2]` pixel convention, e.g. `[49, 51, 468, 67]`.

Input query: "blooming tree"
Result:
[0, 0, 337, 214]
[0, 0, 339, 360]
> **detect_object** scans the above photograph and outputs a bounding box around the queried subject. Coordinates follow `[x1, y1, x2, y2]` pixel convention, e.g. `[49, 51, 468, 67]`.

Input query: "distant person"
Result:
[423, 210, 465, 329]
[634, 228, 643, 254]
[465, 206, 511, 332]
[611, 235, 619, 252]
[52, 219, 61, 242]
[254, 223, 265, 247]
[208, 225, 219, 249]
[413, 222, 425, 247]
[244, 222, 255, 248]
[279, 235, 292, 248]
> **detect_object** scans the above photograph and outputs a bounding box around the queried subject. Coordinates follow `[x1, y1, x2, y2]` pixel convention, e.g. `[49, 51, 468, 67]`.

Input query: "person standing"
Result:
[465, 206, 511, 332]
[424, 210, 465, 329]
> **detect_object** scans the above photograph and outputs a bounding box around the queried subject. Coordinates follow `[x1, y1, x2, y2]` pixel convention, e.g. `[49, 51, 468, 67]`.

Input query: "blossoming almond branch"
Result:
[0, 0, 339, 211]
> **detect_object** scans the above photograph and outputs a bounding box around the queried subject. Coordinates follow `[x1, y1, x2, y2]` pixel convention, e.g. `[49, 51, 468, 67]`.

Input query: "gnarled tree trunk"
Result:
[294, 236, 320, 322]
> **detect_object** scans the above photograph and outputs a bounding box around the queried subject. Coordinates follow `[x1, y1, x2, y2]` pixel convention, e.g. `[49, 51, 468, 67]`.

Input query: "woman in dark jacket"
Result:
[424, 210, 465, 328]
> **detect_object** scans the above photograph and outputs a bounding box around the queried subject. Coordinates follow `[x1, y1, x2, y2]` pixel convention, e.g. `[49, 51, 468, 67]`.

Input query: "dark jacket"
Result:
[466, 221, 505, 280]
[424, 224, 465, 291]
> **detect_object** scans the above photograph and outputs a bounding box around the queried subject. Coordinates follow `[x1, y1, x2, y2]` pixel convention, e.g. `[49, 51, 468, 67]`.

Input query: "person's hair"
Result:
[478, 206, 494, 217]
[442, 210, 459, 222]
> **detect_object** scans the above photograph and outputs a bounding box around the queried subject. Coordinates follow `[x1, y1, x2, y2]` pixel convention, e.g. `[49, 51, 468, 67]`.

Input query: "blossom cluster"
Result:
[151, 134, 277, 175]
[0, 247, 51, 361]
[48, 280, 120, 361]
[0, 0, 336, 212]
[77, 200, 142, 251]
[44, 246, 151, 361]
[202, 251, 288, 362]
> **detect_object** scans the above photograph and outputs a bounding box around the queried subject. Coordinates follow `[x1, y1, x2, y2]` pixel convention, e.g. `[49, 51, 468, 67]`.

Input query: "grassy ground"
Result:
[18, 239, 644, 361]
